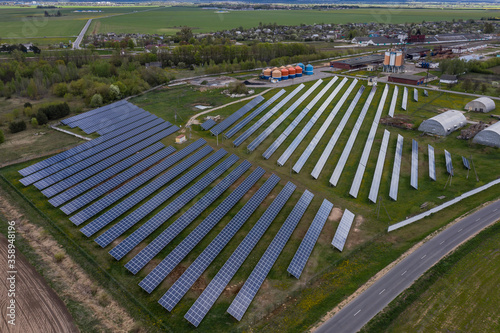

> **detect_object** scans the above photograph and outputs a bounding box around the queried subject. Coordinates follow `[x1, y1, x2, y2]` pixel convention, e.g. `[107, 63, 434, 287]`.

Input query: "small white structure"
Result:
[473, 121, 500, 147]
[439, 74, 458, 84]
[175, 134, 187, 144]
[418, 110, 467, 136]
[465, 97, 495, 113]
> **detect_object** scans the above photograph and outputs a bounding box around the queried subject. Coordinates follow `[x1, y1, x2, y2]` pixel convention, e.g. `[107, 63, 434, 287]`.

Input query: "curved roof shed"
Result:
[418, 110, 466, 136]
[465, 97, 495, 113]
[473, 121, 500, 147]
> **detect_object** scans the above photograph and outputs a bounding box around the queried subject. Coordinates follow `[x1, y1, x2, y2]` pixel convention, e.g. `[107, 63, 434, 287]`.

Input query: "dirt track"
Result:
[0, 234, 78, 333]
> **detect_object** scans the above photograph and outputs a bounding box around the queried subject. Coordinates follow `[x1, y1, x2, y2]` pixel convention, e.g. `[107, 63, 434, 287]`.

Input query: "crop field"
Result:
[1, 74, 499, 332]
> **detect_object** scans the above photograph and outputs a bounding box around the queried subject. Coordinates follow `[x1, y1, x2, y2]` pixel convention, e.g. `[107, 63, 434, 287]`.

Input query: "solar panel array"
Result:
[389, 134, 404, 201]
[227, 190, 314, 321]
[200, 119, 216, 131]
[184, 181, 295, 327]
[263, 78, 337, 159]
[61, 100, 128, 126]
[424, 89, 429, 97]
[349, 84, 389, 198]
[445, 149, 454, 176]
[75, 103, 143, 133]
[411, 139, 419, 189]
[462, 156, 471, 170]
[413, 88, 418, 102]
[94, 149, 231, 248]
[278, 77, 349, 167]
[225, 90, 286, 139]
[388, 85, 398, 117]
[368, 130, 391, 203]
[71, 139, 208, 225]
[428, 145, 436, 181]
[402, 87, 408, 110]
[233, 85, 304, 147]
[210, 96, 264, 135]
[330, 86, 377, 186]
[296, 80, 359, 175]
[97, 111, 154, 135]
[287, 198, 333, 279]
[247, 80, 323, 152]
[157, 170, 276, 311]
[331, 209, 355, 252]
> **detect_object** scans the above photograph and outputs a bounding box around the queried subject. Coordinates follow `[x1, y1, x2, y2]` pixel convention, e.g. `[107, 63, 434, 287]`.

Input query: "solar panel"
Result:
[263, 78, 338, 160]
[462, 156, 470, 170]
[200, 119, 217, 131]
[33, 123, 177, 190]
[368, 130, 391, 203]
[61, 100, 128, 126]
[48, 143, 169, 207]
[127, 167, 267, 276]
[77, 144, 213, 232]
[155, 170, 272, 311]
[411, 139, 419, 189]
[184, 180, 295, 327]
[75, 103, 140, 132]
[224, 90, 286, 139]
[295, 80, 359, 174]
[350, 84, 389, 198]
[388, 85, 398, 118]
[428, 145, 436, 181]
[227, 189, 313, 321]
[109, 156, 246, 261]
[445, 149, 454, 176]
[20, 118, 166, 185]
[413, 88, 418, 102]
[424, 89, 429, 97]
[233, 85, 305, 147]
[93, 149, 230, 248]
[278, 77, 349, 167]
[210, 96, 264, 135]
[402, 87, 408, 110]
[81, 107, 145, 134]
[329, 86, 377, 186]
[65, 139, 205, 219]
[96, 111, 154, 135]
[287, 198, 333, 279]
[389, 134, 404, 201]
[247, 80, 323, 152]
[331, 209, 355, 252]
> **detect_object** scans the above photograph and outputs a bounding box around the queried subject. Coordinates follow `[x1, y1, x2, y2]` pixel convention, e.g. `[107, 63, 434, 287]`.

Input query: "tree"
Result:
[36, 110, 48, 125]
[0, 129, 4, 144]
[90, 93, 103, 107]
[484, 22, 494, 34]
[31, 117, 38, 127]
[109, 84, 120, 100]
[9, 120, 26, 133]
[179, 26, 193, 42]
[27, 79, 38, 99]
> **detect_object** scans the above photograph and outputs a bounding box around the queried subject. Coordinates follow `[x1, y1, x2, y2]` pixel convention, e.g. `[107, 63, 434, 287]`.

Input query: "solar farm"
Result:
[2, 75, 499, 332]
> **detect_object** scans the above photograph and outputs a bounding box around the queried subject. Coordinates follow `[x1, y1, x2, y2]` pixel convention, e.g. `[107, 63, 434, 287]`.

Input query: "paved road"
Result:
[316, 199, 500, 333]
[73, 19, 92, 49]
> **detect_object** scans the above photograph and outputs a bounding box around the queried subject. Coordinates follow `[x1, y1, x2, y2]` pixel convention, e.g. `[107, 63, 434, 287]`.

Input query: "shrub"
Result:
[0, 129, 4, 144]
[31, 117, 38, 127]
[52, 82, 68, 97]
[228, 81, 249, 95]
[24, 102, 32, 108]
[54, 251, 65, 262]
[36, 110, 48, 125]
[90, 93, 103, 107]
[38, 102, 70, 120]
[9, 120, 26, 133]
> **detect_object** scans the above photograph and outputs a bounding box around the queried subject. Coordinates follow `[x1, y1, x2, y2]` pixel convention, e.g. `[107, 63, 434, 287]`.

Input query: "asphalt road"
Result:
[316, 199, 500, 333]
[73, 19, 92, 49]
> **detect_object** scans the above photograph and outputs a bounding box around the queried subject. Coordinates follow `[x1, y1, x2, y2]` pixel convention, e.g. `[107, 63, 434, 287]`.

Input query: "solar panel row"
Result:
[349, 84, 389, 198]
[428, 145, 436, 181]
[331, 209, 355, 252]
[287, 198, 333, 279]
[295, 79, 359, 174]
[109, 156, 246, 261]
[329, 86, 377, 186]
[156, 169, 273, 311]
[227, 189, 314, 321]
[278, 77, 349, 167]
[263, 78, 338, 160]
[66, 139, 206, 219]
[424, 89, 429, 97]
[411, 139, 419, 189]
[82, 106, 145, 134]
[368, 130, 391, 204]
[445, 149, 454, 176]
[77, 144, 213, 232]
[224, 90, 286, 139]
[76, 103, 140, 132]
[247, 80, 323, 152]
[61, 100, 128, 126]
[388, 85, 398, 117]
[96, 111, 154, 135]
[184, 180, 295, 327]
[94, 149, 230, 248]
[462, 156, 470, 170]
[413, 88, 418, 102]
[402, 87, 408, 110]
[232, 85, 305, 147]
[200, 119, 217, 131]
[389, 135, 404, 201]
[210, 96, 264, 135]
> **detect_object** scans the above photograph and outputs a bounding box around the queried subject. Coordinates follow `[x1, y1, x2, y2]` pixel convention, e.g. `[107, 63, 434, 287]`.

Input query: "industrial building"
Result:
[418, 110, 467, 136]
[388, 73, 425, 85]
[330, 54, 384, 70]
[465, 97, 495, 113]
[383, 49, 404, 73]
[472, 121, 500, 148]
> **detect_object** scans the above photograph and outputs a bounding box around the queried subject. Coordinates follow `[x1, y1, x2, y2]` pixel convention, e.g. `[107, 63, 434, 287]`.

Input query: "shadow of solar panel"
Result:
[210, 96, 264, 135]
[368, 130, 391, 203]
[389, 134, 404, 201]
[428, 145, 436, 181]
[411, 139, 419, 189]
[331, 209, 355, 252]
[287, 198, 333, 279]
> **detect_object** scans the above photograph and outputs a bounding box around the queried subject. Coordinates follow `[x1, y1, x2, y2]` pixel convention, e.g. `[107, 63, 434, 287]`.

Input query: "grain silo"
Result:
[272, 69, 282, 81]
[383, 49, 404, 73]
[281, 67, 289, 80]
[305, 64, 314, 75]
[297, 63, 305, 72]
[287, 65, 296, 78]
[262, 68, 272, 79]
[295, 65, 303, 77]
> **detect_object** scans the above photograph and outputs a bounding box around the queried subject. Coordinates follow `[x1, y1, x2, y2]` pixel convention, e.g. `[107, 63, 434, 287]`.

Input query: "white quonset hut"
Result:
[465, 97, 495, 113]
[473, 121, 500, 147]
[418, 110, 467, 136]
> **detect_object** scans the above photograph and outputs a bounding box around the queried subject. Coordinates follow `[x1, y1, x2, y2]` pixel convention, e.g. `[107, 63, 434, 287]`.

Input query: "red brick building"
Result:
[388, 73, 425, 85]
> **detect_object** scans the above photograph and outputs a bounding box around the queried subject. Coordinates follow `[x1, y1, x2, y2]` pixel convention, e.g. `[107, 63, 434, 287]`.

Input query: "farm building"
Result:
[440, 75, 458, 84]
[418, 110, 467, 136]
[472, 121, 500, 147]
[465, 97, 495, 113]
[330, 54, 384, 70]
[388, 73, 425, 85]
